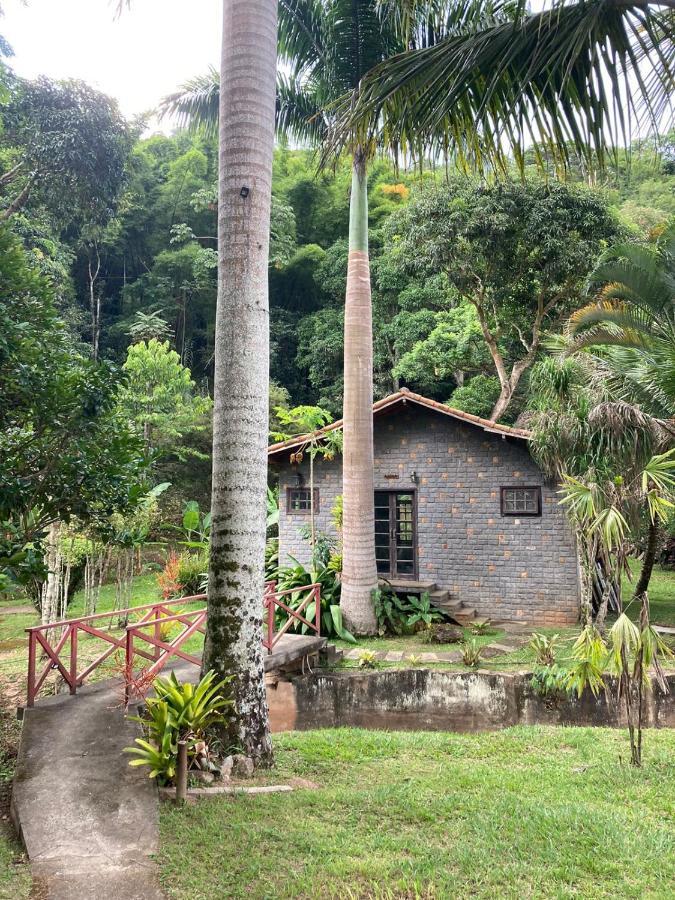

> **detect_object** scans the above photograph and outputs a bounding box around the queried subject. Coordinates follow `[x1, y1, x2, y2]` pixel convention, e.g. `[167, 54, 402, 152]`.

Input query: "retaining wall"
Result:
[266, 669, 675, 733]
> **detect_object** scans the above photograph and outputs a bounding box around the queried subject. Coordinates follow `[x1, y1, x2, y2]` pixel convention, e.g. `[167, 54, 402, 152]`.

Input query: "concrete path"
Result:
[11, 679, 164, 900]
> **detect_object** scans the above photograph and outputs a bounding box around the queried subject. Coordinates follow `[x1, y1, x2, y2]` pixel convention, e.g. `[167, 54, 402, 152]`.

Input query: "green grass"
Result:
[623, 561, 675, 627]
[158, 726, 675, 900]
[0, 710, 30, 900]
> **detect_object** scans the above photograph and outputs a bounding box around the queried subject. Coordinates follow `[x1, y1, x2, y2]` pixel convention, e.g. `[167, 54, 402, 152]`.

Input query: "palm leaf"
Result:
[326, 0, 675, 173]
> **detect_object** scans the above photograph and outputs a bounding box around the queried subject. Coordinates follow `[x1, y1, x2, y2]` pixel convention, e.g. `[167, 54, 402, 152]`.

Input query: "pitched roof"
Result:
[267, 388, 531, 460]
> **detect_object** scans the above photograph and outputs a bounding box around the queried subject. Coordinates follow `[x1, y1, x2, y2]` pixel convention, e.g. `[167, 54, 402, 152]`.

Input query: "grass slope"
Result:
[159, 727, 675, 900]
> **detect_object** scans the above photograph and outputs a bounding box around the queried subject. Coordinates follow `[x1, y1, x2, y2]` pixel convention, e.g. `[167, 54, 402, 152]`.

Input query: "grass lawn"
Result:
[0, 710, 29, 900]
[158, 726, 675, 900]
[623, 561, 675, 627]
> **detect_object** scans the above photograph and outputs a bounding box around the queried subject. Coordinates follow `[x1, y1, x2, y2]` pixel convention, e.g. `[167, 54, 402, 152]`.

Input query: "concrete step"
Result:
[379, 579, 437, 594]
[320, 643, 344, 666]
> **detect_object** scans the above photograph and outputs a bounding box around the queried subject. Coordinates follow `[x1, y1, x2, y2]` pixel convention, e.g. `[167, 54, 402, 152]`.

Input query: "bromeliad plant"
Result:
[124, 670, 233, 783]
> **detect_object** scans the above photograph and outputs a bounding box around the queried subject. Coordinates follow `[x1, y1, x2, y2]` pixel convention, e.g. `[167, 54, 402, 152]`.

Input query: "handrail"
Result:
[263, 582, 321, 653]
[25, 583, 322, 706]
[25, 594, 207, 633]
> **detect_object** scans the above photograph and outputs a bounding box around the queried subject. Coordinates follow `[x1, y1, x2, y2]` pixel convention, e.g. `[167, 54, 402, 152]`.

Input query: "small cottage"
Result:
[268, 389, 580, 626]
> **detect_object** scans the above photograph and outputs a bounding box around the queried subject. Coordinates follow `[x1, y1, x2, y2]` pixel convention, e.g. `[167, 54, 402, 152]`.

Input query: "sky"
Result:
[1, 0, 222, 128]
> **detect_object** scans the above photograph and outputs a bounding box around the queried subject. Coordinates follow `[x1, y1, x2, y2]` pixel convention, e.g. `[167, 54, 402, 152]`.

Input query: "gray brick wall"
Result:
[274, 407, 580, 625]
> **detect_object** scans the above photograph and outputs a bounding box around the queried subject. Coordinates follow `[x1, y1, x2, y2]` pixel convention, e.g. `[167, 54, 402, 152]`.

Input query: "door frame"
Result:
[374, 488, 418, 580]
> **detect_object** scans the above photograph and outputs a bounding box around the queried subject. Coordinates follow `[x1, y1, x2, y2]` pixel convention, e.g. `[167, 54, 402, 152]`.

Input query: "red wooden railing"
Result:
[263, 582, 321, 652]
[25, 583, 321, 707]
[25, 595, 206, 707]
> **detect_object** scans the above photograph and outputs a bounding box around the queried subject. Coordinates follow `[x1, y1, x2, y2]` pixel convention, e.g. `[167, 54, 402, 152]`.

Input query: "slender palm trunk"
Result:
[632, 516, 660, 603]
[340, 151, 378, 636]
[202, 0, 277, 765]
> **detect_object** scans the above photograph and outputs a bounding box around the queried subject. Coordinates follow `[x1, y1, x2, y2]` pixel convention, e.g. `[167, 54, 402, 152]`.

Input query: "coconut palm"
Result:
[567, 223, 675, 417]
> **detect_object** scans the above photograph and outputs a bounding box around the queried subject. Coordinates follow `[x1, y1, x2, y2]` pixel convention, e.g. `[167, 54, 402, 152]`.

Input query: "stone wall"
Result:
[274, 406, 580, 625]
[265, 669, 675, 733]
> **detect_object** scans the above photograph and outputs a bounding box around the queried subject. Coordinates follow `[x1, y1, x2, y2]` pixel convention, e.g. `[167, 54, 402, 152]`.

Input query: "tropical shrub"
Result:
[273, 555, 355, 642]
[357, 650, 378, 669]
[373, 588, 448, 636]
[124, 670, 233, 784]
[157, 552, 182, 600]
[176, 551, 208, 596]
[158, 550, 207, 598]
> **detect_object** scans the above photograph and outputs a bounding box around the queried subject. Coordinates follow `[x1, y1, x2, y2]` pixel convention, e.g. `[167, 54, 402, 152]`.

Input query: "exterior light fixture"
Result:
[240, 186, 250, 198]
[410, 471, 419, 484]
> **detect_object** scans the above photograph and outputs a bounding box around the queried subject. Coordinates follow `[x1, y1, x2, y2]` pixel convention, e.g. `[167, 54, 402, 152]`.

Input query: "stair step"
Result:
[379, 579, 437, 593]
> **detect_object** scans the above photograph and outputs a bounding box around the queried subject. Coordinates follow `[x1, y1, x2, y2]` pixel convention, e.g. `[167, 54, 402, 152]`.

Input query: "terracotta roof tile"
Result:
[268, 388, 530, 458]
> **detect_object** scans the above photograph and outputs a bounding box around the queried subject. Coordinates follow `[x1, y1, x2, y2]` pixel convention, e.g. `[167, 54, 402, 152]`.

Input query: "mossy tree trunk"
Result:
[202, 0, 277, 766]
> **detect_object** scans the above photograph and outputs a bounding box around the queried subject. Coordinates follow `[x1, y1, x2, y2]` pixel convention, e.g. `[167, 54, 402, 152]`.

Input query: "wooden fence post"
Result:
[176, 739, 188, 804]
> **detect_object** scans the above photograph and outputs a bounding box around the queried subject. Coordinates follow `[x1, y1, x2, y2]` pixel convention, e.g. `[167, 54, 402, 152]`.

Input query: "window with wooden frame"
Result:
[500, 486, 542, 517]
[286, 487, 319, 515]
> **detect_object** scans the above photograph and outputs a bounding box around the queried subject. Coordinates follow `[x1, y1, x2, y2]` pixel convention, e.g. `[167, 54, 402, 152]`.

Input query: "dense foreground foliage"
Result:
[159, 727, 675, 899]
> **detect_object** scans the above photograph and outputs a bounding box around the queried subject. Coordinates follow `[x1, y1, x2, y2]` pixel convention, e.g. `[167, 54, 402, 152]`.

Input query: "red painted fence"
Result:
[25, 583, 321, 707]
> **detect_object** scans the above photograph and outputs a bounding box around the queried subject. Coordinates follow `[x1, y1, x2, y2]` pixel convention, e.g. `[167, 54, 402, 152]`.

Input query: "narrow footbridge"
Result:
[25, 582, 326, 708]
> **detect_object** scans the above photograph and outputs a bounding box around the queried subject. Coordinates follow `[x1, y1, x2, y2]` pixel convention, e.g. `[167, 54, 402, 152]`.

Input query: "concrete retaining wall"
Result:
[266, 669, 675, 733]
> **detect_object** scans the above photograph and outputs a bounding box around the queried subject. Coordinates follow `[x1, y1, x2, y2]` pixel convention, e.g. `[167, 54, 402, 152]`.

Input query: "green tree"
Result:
[117, 339, 211, 458]
[384, 180, 622, 419]
[0, 77, 132, 225]
[0, 224, 145, 586]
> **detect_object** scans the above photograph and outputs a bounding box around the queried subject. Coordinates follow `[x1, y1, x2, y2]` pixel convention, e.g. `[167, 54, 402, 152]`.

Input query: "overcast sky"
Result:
[1, 0, 222, 128]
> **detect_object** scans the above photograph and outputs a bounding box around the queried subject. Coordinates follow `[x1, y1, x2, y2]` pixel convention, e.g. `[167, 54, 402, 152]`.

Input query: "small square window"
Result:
[287, 488, 319, 515]
[500, 486, 541, 517]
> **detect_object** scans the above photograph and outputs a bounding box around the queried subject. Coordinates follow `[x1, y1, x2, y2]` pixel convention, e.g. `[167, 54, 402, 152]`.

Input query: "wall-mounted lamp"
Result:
[410, 470, 419, 485]
[240, 186, 250, 198]
[292, 470, 304, 488]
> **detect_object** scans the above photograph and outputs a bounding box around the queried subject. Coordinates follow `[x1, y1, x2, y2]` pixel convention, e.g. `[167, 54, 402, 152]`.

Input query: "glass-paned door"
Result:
[374, 491, 416, 578]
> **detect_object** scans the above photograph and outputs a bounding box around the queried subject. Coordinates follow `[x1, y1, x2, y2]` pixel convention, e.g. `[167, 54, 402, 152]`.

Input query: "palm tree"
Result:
[198, 0, 277, 766]
[116, 0, 278, 764]
[164, 0, 673, 634]
[328, 0, 674, 177]
[567, 223, 675, 417]
[162, 2, 520, 635]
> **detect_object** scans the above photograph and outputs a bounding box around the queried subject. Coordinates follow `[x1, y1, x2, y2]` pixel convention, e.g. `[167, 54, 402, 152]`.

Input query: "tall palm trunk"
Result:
[202, 0, 277, 765]
[340, 150, 378, 636]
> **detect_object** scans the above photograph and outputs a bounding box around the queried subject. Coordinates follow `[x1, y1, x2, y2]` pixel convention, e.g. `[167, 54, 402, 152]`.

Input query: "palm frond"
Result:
[276, 72, 327, 145]
[158, 67, 220, 138]
[325, 0, 675, 173]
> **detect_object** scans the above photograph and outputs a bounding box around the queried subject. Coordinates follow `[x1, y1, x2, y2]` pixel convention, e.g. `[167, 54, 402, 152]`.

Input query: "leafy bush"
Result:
[176, 551, 208, 596]
[530, 664, 571, 702]
[272, 555, 355, 642]
[124, 670, 232, 784]
[357, 650, 378, 669]
[529, 632, 561, 667]
[373, 588, 448, 636]
[157, 551, 207, 599]
[157, 552, 182, 599]
[470, 619, 494, 636]
[448, 375, 501, 419]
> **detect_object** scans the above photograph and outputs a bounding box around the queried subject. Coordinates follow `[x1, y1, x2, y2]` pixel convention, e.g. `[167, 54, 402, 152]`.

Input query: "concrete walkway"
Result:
[11, 679, 164, 900]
